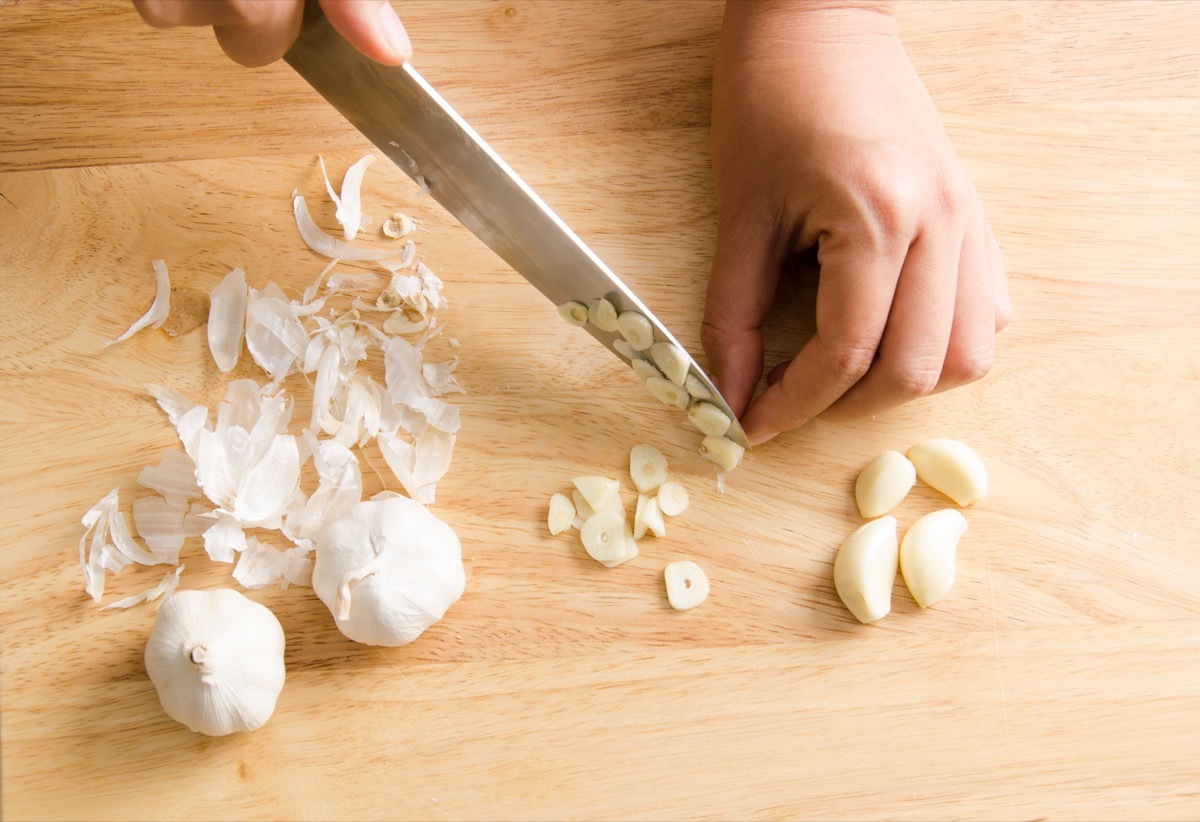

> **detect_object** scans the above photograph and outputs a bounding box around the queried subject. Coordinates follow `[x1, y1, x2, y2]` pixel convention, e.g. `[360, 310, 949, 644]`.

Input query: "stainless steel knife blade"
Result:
[284, 7, 749, 448]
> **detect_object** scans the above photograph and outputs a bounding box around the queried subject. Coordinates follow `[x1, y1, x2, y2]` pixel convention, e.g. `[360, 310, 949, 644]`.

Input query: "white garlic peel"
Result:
[900, 509, 967, 609]
[548, 492, 575, 536]
[907, 439, 988, 506]
[855, 450, 917, 519]
[833, 516, 899, 625]
[144, 589, 285, 736]
[312, 497, 465, 646]
[104, 259, 171, 347]
[664, 560, 709, 611]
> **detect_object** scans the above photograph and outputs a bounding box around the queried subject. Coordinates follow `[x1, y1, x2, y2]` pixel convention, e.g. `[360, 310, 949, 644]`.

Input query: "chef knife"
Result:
[284, 5, 749, 448]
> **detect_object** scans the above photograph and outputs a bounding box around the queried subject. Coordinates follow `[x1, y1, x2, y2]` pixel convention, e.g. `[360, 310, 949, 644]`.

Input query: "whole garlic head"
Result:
[144, 588, 286, 737]
[312, 496, 465, 646]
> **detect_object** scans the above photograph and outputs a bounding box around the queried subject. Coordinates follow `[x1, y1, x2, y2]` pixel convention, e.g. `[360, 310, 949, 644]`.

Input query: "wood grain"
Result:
[2, 1, 1199, 819]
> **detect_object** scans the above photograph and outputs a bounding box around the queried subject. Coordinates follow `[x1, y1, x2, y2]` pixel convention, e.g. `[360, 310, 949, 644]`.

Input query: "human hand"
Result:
[702, 0, 1011, 446]
[132, 0, 411, 67]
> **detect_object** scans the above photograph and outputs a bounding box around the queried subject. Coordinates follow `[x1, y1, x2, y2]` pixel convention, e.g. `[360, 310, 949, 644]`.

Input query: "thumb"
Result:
[319, 0, 412, 66]
[700, 210, 782, 420]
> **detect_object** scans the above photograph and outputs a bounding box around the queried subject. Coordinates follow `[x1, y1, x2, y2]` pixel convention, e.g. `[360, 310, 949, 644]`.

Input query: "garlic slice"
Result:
[649, 342, 688, 386]
[558, 300, 588, 326]
[382, 212, 415, 239]
[855, 450, 917, 519]
[687, 402, 732, 437]
[103, 259, 170, 347]
[572, 475, 620, 512]
[664, 560, 709, 610]
[631, 358, 664, 382]
[699, 435, 744, 472]
[580, 510, 628, 564]
[588, 297, 620, 332]
[548, 493, 575, 535]
[907, 439, 988, 506]
[629, 443, 668, 494]
[899, 509, 967, 609]
[207, 267, 247, 372]
[833, 516, 899, 625]
[633, 494, 666, 539]
[645, 376, 691, 409]
[684, 373, 713, 402]
[617, 310, 655, 351]
[612, 339, 636, 360]
[656, 481, 689, 517]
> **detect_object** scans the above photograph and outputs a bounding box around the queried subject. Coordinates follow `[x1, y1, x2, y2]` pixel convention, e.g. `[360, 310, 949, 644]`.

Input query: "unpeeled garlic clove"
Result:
[900, 508, 967, 609]
[907, 439, 988, 506]
[855, 450, 917, 518]
[664, 560, 709, 610]
[833, 516, 899, 624]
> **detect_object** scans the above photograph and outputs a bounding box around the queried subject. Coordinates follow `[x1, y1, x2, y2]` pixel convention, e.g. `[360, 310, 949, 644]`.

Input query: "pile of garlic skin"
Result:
[547, 444, 709, 611]
[557, 297, 745, 488]
[834, 438, 988, 624]
[79, 155, 468, 735]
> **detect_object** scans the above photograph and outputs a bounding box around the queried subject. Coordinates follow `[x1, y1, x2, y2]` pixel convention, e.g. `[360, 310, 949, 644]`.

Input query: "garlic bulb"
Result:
[312, 497, 465, 646]
[144, 589, 286, 736]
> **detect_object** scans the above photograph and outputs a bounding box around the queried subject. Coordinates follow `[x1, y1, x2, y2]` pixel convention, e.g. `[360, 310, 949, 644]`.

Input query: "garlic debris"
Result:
[664, 560, 709, 611]
[899, 509, 967, 609]
[144, 589, 286, 736]
[854, 450, 917, 519]
[548, 493, 575, 536]
[833, 516, 899, 625]
[207, 267, 247, 372]
[318, 153, 375, 241]
[312, 497, 465, 646]
[103, 259, 170, 347]
[907, 439, 988, 506]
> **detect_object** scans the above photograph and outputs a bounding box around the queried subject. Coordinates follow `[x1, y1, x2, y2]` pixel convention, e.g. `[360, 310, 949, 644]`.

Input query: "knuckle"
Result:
[945, 346, 994, 386]
[887, 360, 943, 399]
[824, 339, 877, 385]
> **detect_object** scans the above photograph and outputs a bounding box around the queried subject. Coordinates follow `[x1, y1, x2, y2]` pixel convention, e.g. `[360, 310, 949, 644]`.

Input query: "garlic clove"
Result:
[580, 510, 629, 564]
[548, 492, 575, 536]
[833, 516, 899, 625]
[557, 300, 588, 327]
[900, 508, 967, 609]
[656, 481, 689, 517]
[907, 439, 988, 506]
[572, 475, 620, 512]
[687, 401, 732, 437]
[617, 310, 655, 351]
[699, 435, 744, 472]
[588, 297, 621, 332]
[648, 342, 689, 386]
[664, 560, 709, 610]
[855, 450, 917, 519]
[629, 443, 669, 494]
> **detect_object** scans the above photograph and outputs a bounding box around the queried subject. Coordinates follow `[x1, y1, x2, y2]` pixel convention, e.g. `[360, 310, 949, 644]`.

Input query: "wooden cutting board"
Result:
[2, 1, 1198, 819]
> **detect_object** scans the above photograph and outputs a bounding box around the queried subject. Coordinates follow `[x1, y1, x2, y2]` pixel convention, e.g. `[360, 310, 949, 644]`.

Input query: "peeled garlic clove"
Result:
[572, 475, 620, 512]
[855, 450, 917, 519]
[687, 401, 732, 437]
[617, 310, 655, 351]
[558, 300, 589, 327]
[657, 481, 689, 517]
[699, 435, 744, 472]
[632, 358, 664, 382]
[580, 509, 629, 564]
[833, 516, 899, 624]
[629, 443, 669, 494]
[645, 376, 690, 409]
[588, 297, 620, 332]
[907, 439, 988, 506]
[649, 341, 688, 386]
[548, 492, 575, 536]
[900, 509, 967, 609]
[144, 588, 286, 736]
[684, 373, 713, 401]
[633, 494, 666, 539]
[664, 560, 709, 610]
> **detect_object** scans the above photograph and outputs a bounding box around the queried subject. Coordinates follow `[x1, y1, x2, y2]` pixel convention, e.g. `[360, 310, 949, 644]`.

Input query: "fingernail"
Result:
[378, 2, 411, 62]
[748, 431, 779, 447]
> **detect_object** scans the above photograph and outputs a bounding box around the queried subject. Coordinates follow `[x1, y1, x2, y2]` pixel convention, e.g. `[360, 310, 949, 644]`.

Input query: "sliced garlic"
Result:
[687, 401, 732, 437]
[855, 450, 917, 519]
[645, 376, 690, 409]
[629, 443, 669, 494]
[648, 342, 689, 386]
[558, 300, 588, 327]
[833, 516, 899, 625]
[572, 475, 620, 512]
[699, 435, 744, 472]
[580, 509, 629, 564]
[599, 520, 639, 568]
[631, 358, 664, 382]
[633, 494, 666, 539]
[571, 488, 596, 529]
[664, 560, 709, 611]
[684, 373, 713, 401]
[900, 508, 967, 609]
[657, 481, 689, 517]
[907, 439, 988, 506]
[588, 297, 620, 332]
[617, 310, 655, 351]
[612, 339, 636, 360]
[548, 492, 575, 536]
[382, 212, 415, 239]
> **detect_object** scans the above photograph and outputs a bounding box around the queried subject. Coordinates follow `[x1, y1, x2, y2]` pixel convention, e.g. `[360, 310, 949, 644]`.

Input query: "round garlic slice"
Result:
[699, 435, 744, 472]
[580, 510, 629, 564]
[907, 439, 988, 506]
[588, 297, 620, 332]
[656, 481, 689, 517]
[631, 358, 664, 382]
[649, 341, 689, 386]
[629, 443, 669, 493]
[664, 560, 709, 611]
[833, 516, 899, 625]
[855, 450, 917, 518]
[684, 373, 713, 401]
[617, 310, 655, 351]
[557, 301, 589, 327]
[645, 376, 690, 409]
[899, 508, 967, 609]
[687, 401, 732, 437]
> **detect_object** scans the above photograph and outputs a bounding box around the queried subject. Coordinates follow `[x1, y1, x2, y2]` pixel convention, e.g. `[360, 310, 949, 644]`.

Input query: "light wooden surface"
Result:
[2, 1, 1199, 819]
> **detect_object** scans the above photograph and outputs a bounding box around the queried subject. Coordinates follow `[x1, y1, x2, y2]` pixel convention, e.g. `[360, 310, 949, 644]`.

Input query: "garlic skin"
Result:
[900, 509, 968, 609]
[833, 516, 899, 625]
[144, 589, 285, 737]
[312, 497, 464, 646]
[855, 450, 917, 518]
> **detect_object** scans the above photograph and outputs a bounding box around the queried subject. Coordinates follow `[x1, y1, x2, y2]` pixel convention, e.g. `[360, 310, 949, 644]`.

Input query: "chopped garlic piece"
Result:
[656, 481, 689, 517]
[103, 259, 171, 347]
[612, 339, 636, 360]
[649, 342, 688, 386]
[558, 300, 588, 327]
[633, 494, 665, 539]
[632, 358, 663, 382]
[572, 476, 619, 512]
[382, 212, 415, 239]
[548, 493, 575, 536]
[664, 561, 709, 610]
[687, 402, 732, 437]
[588, 297, 620, 332]
[684, 373, 713, 401]
[645, 376, 690, 409]
[617, 310, 655, 351]
[629, 444, 669, 494]
[699, 435, 744, 472]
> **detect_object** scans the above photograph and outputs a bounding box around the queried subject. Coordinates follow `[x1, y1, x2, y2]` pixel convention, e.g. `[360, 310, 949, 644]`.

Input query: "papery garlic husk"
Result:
[312, 497, 465, 646]
[144, 589, 286, 736]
